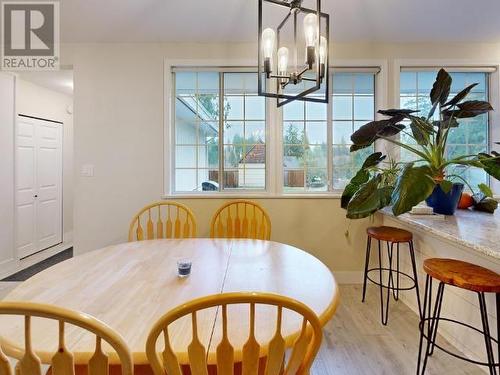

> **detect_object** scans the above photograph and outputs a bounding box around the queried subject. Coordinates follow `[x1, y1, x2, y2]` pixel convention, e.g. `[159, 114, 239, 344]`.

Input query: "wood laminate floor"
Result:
[0, 283, 484, 374]
[312, 284, 484, 375]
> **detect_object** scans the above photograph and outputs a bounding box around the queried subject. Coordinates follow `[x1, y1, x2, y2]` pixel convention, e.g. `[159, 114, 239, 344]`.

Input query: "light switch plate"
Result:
[81, 164, 94, 177]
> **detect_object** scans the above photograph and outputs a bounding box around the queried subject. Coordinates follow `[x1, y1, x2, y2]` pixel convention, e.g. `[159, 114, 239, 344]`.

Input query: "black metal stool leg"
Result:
[419, 278, 444, 375]
[392, 242, 400, 301]
[378, 239, 391, 325]
[417, 274, 431, 375]
[428, 282, 445, 356]
[362, 236, 372, 303]
[479, 292, 497, 375]
[387, 241, 396, 300]
[385, 241, 395, 324]
[409, 240, 423, 320]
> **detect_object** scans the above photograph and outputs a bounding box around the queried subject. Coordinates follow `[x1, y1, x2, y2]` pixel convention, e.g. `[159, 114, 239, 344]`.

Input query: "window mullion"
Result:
[195, 73, 200, 191]
[275, 99, 283, 194]
[327, 72, 333, 192]
[218, 72, 224, 191]
[265, 75, 279, 195]
[170, 72, 176, 195]
[268, 96, 278, 195]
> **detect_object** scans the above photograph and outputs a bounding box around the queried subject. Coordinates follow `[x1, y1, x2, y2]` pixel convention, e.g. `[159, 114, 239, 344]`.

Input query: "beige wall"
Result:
[174, 198, 372, 274]
[16, 78, 74, 241]
[67, 41, 500, 276]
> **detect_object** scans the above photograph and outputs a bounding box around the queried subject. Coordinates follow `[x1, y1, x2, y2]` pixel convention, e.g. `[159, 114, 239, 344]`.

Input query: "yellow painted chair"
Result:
[129, 201, 197, 241]
[0, 301, 133, 375]
[210, 200, 271, 240]
[145, 292, 323, 375]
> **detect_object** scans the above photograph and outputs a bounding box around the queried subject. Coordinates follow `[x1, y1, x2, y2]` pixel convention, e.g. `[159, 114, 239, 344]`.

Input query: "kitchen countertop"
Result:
[379, 207, 500, 259]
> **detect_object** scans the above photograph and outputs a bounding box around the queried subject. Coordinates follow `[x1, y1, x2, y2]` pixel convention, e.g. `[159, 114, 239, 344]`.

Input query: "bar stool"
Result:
[362, 226, 422, 325]
[417, 258, 500, 375]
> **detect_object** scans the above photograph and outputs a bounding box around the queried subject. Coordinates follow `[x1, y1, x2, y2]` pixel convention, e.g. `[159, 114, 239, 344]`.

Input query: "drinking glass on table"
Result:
[177, 259, 192, 277]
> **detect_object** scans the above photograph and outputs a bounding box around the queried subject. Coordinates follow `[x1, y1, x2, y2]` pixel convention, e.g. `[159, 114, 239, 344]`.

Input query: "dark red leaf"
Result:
[430, 69, 452, 106]
[443, 83, 478, 107]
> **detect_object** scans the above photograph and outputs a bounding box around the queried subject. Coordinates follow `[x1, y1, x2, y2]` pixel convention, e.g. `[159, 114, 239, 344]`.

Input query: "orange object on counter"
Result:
[458, 192, 474, 209]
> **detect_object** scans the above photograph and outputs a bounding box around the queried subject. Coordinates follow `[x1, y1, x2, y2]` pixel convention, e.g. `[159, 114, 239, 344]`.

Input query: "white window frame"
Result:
[393, 59, 500, 196]
[164, 59, 388, 198]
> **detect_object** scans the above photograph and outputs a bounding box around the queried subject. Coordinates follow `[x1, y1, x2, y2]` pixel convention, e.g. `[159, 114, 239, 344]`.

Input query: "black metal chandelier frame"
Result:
[258, 0, 330, 107]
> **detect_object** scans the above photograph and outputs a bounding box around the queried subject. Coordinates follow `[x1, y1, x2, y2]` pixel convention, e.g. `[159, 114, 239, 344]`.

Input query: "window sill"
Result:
[162, 192, 343, 199]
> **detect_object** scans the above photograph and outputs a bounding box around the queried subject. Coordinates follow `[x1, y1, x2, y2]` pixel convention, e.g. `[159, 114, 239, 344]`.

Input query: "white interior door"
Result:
[15, 115, 62, 258]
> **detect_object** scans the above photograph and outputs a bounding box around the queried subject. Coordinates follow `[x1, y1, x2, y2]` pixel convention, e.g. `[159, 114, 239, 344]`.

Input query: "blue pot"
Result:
[425, 183, 464, 215]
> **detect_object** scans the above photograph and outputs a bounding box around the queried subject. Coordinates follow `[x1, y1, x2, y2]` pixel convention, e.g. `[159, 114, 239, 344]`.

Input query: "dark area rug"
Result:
[1, 248, 73, 281]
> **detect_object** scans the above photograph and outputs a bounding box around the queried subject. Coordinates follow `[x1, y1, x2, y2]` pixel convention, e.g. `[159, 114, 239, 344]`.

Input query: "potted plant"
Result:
[342, 69, 500, 218]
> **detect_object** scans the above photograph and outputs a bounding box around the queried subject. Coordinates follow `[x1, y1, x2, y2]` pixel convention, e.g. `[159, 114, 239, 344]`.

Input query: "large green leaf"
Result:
[439, 180, 453, 194]
[409, 117, 431, 145]
[346, 176, 385, 219]
[379, 186, 394, 207]
[341, 169, 370, 209]
[443, 83, 478, 107]
[430, 69, 452, 106]
[362, 152, 386, 169]
[409, 116, 434, 131]
[341, 152, 386, 209]
[478, 183, 493, 198]
[433, 118, 459, 129]
[478, 152, 500, 181]
[391, 165, 435, 216]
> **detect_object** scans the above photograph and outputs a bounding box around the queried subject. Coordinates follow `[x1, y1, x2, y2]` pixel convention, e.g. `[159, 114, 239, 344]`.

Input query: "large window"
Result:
[283, 98, 328, 192]
[332, 73, 375, 189]
[173, 71, 266, 192]
[400, 70, 490, 188]
[171, 68, 378, 195]
[282, 72, 376, 192]
[224, 73, 266, 190]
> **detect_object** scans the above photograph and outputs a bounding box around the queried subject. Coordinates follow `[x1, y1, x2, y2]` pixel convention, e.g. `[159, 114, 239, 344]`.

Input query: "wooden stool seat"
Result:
[418, 258, 500, 374]
[367, 226, 413, 243]
[423, 258, 500, 293]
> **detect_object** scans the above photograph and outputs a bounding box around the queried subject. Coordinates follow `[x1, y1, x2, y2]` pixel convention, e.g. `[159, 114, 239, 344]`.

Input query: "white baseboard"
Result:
[333, 271, 364, 284]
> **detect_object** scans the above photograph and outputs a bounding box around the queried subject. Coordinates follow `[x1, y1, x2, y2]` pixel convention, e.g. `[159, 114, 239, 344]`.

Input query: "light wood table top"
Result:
[0, 239, 339, 365]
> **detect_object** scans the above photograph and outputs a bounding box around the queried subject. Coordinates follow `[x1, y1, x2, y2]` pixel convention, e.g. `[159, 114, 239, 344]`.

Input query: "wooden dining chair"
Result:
[0, 301, 133, 375]
[210, 200, 271, 240]
[145, 292, 323, 375]
[128, 201, 197, 241]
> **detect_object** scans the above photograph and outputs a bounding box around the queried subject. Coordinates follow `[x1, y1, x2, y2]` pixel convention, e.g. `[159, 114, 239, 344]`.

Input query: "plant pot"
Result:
[425, 183, 464, 215]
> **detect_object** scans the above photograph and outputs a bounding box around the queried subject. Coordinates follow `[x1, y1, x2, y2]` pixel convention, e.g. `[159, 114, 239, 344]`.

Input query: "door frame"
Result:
[14, 114, 64, 259]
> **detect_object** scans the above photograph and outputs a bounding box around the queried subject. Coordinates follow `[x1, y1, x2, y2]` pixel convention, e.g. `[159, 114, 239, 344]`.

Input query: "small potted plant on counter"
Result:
[458, 183, 499, 213]
[342, 69, 500, 218]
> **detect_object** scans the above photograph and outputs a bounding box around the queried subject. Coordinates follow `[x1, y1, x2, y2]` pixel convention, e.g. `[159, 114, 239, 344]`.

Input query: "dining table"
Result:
[0, 238, 339, 371]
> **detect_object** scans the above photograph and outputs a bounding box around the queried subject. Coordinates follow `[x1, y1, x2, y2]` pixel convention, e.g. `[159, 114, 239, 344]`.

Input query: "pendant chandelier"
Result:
[258, 0, 330, 107]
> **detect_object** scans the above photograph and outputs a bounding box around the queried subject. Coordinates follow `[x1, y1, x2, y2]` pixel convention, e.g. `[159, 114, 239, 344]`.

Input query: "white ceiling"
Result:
[60, 0, 500, 44]
[17, 70, 74, 97]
